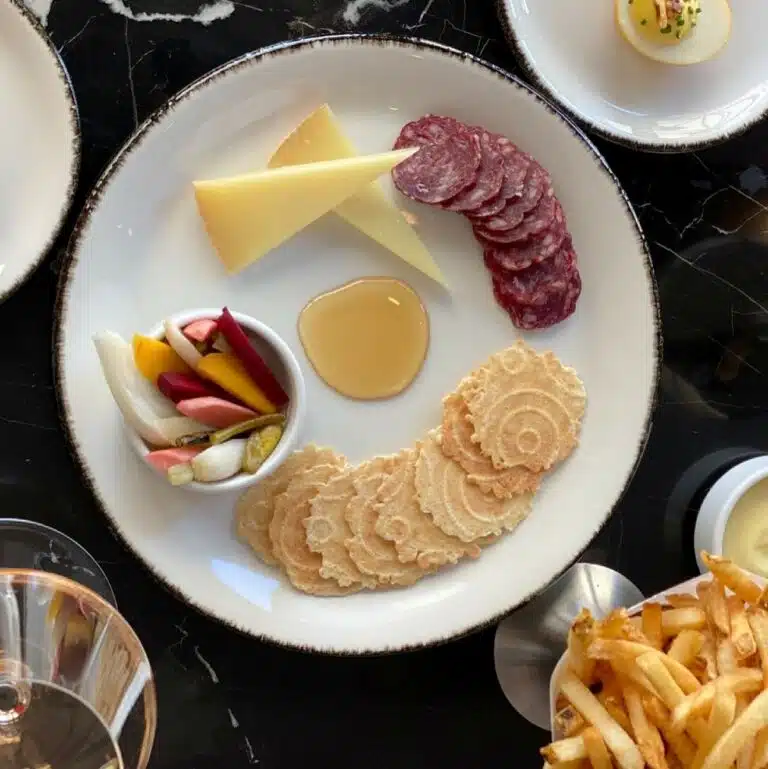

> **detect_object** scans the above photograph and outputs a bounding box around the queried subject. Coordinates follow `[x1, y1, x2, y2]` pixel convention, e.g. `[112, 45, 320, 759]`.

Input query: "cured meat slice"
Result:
[496, 139, 531, 200]
[443, 129, 505, 212]
[395, 115, 466, 146]
[475, 199, 565, 248]
[492, 261, 581, 330]
[482, 227, 569, 274]
[477, 162, 551, 232]
[392, 131, 481, 205]
[489, 244, 575, 307]
[467, 192, 506, 220]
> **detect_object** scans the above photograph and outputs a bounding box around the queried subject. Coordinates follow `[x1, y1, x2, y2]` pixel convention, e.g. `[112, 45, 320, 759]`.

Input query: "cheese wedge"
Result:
[269, 105, 447, 288]
[194, 148, 416, 275]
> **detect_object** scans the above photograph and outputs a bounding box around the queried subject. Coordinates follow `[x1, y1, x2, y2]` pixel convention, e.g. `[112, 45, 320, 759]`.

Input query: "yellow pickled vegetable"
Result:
[197, 352, 276, 413]
[132, 335, 191, 384]
[243, 424, 283, 473]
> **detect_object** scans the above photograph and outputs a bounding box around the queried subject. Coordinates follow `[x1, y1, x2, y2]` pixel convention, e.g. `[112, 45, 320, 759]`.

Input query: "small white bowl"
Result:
[693, 454, 768, 573]
[126, 307, 306, 495]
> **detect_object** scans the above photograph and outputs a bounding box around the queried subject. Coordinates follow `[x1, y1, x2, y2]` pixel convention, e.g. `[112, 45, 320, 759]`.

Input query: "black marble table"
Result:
[4, 0, 768, 765]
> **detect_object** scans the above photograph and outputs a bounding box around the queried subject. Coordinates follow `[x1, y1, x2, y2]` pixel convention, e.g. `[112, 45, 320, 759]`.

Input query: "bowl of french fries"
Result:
[543, 552, 768, 769]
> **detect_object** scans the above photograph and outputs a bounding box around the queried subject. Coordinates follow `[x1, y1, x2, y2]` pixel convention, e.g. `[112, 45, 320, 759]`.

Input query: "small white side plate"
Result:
[0, 0, 79, 300]
[497, 0, 768, 152]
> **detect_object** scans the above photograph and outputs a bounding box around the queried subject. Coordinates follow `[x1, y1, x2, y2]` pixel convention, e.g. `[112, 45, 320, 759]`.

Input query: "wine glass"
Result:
[0, 569, 156, 768]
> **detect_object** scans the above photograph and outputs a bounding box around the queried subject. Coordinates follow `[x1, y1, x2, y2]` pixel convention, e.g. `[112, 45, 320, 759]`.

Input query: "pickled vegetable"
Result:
[132, 335, 191, 383]
[197, 352, 276, 413]
[242, 424, 283, 473]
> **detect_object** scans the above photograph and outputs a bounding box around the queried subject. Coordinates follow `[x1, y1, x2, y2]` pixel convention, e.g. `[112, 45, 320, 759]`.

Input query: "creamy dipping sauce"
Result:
[298, 277, 429, 400]
[722, 478, 768, 578]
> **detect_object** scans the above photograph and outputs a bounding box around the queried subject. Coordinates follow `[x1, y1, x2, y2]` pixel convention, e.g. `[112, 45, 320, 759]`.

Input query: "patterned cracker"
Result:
[344, 455, 428, 587]
[374, 447, 480, 569]
[415, 430, 533, 542]
[235, 445, 338, 566]
[466, 341, 585, 473]
[269, 453, 355, 597]
[305, 467, 377, 590]
[440, 386, 541, 498]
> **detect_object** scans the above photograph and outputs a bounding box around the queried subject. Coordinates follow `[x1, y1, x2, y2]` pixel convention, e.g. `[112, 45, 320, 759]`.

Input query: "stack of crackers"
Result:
[234, 340, 586, 597]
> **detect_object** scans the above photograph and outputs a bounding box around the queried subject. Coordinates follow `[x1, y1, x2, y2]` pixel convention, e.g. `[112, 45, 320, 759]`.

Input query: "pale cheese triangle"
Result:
[194, 148, 416, 275]
[268, 104, 447, 288]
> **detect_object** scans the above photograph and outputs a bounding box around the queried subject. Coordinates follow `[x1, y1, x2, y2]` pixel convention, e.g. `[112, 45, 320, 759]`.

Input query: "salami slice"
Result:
[478, 162, 551, 233]
[482, 226, 569, 273]
[392, 132, 481, 205]
[394, 115, 467, 147]
[488, 244, 575, 307]
[493, 267, 581, 330]
[496, 139, 531, 200]
[475, 198, 564, 247]
[467, 192, 507, 220]
[443, 129, 505, 212]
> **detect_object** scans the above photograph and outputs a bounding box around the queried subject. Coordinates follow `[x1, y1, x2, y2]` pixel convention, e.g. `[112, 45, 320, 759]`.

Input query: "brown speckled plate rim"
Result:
[494, 0, 765, 154]
[1, 0, 81, 303]
[53, 33, 661, 656]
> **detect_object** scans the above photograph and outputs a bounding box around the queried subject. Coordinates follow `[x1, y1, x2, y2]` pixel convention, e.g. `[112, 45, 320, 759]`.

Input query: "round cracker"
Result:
[344, 455, 428, 587]
[305, 468, 377, 589]
[440, 387, 541, 498]
[374, 447, 480, 569]
[269, 453, 355, 597]
[466, 342, 585, 472]
[415, 430, 533, 542]
[235, 445, 339, 566]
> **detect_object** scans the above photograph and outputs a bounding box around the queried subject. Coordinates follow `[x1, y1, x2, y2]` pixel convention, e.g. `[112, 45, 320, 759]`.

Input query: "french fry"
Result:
[541, 736, 587, 764]
[568, 609, 597, 683]
[601, 609, 652, 645]
[717, 636, 739, 676]
[701, 552, 762, 605]
[670, 669, 762, 733]
[560, 670, 644, 769]
[581, 727, 611, 769]
[752, 726, 768, 769]
[695, 630, 719, 683]
[690, 682, 736, 769]
[662, 607, 708, 637]
[747, 608, 768, 689]
[706, 579, 731, 637]
[667, 629, 704, 669]
[700, 689, 768, 769]
[644, 695, 697, 767]
[643, 603, 665, 650]
[727, 595, 756, 660]
[555, 705, 587, 738]
[595, 669, 633, 735]
[588, 639, 700, 695]
[666, 593, 701, 609]
[623, 681, 668, 769]
[609, 654, 663, 700]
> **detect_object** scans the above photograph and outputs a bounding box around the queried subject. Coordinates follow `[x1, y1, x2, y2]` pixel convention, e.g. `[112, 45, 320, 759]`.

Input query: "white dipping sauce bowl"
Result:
[126, 307, 306, 495]
[693, 455, 768, 573]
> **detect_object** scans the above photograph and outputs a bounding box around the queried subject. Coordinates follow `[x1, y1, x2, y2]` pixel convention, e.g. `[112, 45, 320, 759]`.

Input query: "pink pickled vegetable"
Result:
[146, 447, 204, 473]
[216, 307, 289, 407]
[157, 371, 235, 404]
[176, 397, 258, 428]
[183, 319, 217, 344]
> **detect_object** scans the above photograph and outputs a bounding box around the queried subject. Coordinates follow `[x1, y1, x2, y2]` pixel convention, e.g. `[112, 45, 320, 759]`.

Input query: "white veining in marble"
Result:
[23, 0, 235, 25]
[342, 0, 413, 24]
[98, 0, 234, 24]
[23, 0, 53, 25]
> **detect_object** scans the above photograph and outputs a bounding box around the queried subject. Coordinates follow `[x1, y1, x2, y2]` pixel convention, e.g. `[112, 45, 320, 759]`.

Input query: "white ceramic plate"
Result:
[56, 35, 659, 653]
[0, 0, 79, 301]
[496, 0, 768, 152]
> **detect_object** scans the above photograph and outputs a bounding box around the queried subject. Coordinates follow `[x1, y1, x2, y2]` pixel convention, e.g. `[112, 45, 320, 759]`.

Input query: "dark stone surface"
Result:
[3, 0, 768, 764]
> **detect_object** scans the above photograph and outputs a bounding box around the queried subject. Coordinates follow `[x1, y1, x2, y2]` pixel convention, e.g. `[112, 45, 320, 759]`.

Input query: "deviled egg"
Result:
[615, 0, 731, 65]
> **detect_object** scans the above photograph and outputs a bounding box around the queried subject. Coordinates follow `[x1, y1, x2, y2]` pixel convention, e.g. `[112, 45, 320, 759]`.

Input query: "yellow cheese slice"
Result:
[194, 148, 416, 275]
[269, 105, 447, 288]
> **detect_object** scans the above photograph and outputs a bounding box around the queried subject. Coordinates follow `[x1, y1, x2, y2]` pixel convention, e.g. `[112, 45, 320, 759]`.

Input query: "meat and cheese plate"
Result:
[56, 36, 659, 653]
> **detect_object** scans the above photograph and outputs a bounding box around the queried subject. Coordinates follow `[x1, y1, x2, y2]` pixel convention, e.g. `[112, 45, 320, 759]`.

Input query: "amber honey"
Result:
[298, 277, 429, 400]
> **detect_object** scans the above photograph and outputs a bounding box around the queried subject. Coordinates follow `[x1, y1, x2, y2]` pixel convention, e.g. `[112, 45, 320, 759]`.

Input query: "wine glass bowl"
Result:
[0, 569, 156, 769]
